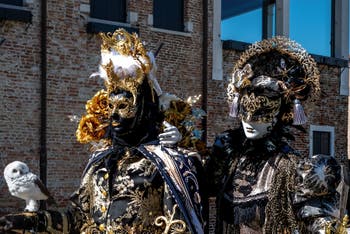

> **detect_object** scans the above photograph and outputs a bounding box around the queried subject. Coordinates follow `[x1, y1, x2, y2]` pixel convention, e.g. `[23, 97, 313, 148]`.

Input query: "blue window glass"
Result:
[290, 0, 331, 56]
[221, 0, 275, 43]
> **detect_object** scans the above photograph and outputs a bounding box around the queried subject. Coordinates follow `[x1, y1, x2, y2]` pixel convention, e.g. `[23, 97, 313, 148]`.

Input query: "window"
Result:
[0, 0, 23, 6]
[90, 0, 126, 22]
[0, 0, 32, 22]
[87, 0, 138, 34]
[313, 131, 331, 155]
[290, 0, 331, 56]
[309, 125, 334, 156]
[219, 0, 348, 68]
[221, 0, 276, 43]
[153, 0, 184, 31]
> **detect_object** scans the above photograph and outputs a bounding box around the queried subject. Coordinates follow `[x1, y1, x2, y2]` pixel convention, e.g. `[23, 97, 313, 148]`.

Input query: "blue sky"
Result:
[221, 0, 347, 56]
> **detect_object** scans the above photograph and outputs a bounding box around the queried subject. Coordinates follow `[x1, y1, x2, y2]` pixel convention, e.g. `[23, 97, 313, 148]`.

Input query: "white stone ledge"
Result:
[150, 27, 191, 37]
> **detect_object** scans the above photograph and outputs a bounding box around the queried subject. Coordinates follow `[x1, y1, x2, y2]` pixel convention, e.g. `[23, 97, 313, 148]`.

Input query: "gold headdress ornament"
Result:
[76, 28, 161, 144]
[227, 36, 320, 125]
[99, 29, 153, 101]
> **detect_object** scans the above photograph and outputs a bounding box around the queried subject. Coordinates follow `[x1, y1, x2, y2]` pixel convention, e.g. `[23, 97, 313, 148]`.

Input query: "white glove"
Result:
[158, 121, 182, 146]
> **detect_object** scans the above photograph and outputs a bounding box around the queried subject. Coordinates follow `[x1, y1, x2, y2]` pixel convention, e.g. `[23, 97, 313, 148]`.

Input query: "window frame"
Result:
[309, 125, 335, 157]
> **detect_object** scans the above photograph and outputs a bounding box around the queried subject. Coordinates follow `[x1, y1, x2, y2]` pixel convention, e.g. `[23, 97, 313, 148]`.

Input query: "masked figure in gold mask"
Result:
[207, 37, 341, 234]
[0, 29, 205, 234]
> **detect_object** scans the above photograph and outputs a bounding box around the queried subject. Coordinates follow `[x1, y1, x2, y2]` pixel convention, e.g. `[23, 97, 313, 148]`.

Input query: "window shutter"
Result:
[153, 0, 184, 31]
[90, 0, 126, 22]
[0, 0, 23, 6]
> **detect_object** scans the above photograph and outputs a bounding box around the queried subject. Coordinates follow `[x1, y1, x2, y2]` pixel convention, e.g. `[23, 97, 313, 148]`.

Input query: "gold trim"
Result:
[240, 93, 281, 122]
[154, 204, 187, 234]
[60, 212, 69, 234]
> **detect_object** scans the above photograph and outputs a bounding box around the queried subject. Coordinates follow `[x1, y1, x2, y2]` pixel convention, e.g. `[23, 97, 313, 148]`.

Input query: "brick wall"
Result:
[0, 0, 348, 226]
[0, 0, 205, 214]
[0, 0, 42, 214]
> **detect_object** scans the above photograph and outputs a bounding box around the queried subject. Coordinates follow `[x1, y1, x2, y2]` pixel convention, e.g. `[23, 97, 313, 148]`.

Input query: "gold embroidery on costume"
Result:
[108, 187, 164, 233]
[144, 145, 195, 208]
[129, 158, 157, 177]
[155, 204, 187, 234]
[136, 187, 163, 226]
[324, 215, 349, 234]
[115, 175, 135, 194]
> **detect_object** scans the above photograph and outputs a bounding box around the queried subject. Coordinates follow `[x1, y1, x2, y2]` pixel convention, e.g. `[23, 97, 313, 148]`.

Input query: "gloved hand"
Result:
[158, 121, 182, 146]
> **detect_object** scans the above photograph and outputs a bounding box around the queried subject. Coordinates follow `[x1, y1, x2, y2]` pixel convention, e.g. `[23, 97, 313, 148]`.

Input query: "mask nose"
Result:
[109, 92, 136, 120]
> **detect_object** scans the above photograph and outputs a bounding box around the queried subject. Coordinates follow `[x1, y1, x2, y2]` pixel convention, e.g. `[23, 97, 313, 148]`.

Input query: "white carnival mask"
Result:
[242, 119, 273, 139]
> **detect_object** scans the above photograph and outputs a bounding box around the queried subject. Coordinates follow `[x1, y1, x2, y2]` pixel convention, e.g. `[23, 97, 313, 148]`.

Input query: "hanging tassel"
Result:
[293, 99, 307, 125]
[229, 93, 239, 117]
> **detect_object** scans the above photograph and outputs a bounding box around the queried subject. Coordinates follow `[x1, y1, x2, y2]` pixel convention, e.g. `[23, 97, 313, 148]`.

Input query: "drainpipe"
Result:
[202, 0, 208, 143]
[40, 0, 47, 209]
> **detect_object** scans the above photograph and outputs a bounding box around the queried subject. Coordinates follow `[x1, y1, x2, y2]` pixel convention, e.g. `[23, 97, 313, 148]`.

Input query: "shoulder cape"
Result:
[82, 143, 204, 234]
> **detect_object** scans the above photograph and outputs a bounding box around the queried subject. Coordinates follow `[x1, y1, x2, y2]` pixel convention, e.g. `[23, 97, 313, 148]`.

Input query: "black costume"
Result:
[208, 127, 340, 233]
[67, 143, 204, 233]
[207, 37, 342, 234]
[0, 29, 205, 234]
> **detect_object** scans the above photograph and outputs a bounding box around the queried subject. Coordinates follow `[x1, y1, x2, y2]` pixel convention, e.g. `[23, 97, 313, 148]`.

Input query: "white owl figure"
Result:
[4, 161, 55, 212]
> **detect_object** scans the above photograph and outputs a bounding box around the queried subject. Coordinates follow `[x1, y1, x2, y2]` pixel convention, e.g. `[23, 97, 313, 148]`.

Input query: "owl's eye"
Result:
[12, 169, 18, 173]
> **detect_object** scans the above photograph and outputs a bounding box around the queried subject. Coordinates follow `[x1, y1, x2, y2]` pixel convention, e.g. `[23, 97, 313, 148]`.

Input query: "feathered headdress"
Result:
[76, 29, 162, 144]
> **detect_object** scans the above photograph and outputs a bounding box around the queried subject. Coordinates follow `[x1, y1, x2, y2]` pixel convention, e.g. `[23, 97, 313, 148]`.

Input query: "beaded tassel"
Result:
[293, 99, 307, 125]
[229, 93, 239, 117]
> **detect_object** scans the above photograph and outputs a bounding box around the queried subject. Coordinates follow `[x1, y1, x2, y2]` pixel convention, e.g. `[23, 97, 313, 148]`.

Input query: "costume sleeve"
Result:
[206, 130, 241, 196]
[37, 208, 80, 233]
[35, 190, 85, 233]
[0, 208, 81, 234]
[33, 174, 92, 233]
[293, 154, 341, 233]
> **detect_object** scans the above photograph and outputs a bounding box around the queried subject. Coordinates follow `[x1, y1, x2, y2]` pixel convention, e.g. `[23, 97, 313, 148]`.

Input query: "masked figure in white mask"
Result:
[207, 37, 341, 234]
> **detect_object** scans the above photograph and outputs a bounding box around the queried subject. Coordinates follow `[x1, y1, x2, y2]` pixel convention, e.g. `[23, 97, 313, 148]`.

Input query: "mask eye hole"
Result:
[12, 169, 18, 173]
[118, 103, 127, 110]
